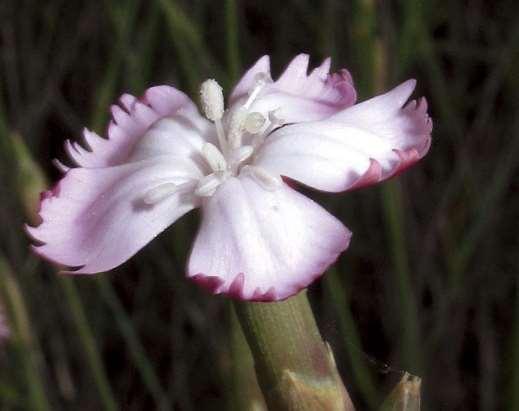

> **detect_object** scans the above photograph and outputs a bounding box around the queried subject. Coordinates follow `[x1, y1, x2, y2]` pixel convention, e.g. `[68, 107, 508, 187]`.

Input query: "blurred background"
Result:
[1, 0, 518, 410]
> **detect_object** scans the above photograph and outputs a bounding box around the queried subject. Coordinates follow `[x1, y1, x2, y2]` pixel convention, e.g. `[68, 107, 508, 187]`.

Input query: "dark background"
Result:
[0, 0, 518, 410]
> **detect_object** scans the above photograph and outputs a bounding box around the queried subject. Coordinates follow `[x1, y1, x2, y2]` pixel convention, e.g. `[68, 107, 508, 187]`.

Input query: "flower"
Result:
[27, 54, 432, 301]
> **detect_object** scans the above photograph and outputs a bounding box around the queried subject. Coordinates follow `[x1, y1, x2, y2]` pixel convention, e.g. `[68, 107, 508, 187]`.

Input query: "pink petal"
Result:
[187, 175, 351, 301]
[27, 157, 201, 273]
[127, 114, 215, 167]
[230, 54, 357, 123]
[254, 80, 432, 192]
[65, 86, 202, 168]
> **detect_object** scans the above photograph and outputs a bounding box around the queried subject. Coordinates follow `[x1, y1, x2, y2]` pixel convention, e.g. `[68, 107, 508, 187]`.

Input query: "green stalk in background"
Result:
[158, 0, 221, 93]
[91, 0, 139, 131]
[352, 0, 423, 373]
[14, 121, 170, 406]
[325, 270, 379, 408]
[234, 291, 355, 411]
[58, 278, 117, 411]
[10, 131, 117, 411]
[351, 0, 376, 98]
[380, 181, 422, 372]
[97, 277, 171, 410]
[507, 278, 519, 411]
[225, 0, 241, 83]
[0, 255, 51, 411]
[9, 134, 47, 225]
[10, 132, 172, 409]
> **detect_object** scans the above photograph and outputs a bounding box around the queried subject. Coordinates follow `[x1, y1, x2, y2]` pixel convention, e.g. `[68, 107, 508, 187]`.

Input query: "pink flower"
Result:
[27, 54, 432, 301]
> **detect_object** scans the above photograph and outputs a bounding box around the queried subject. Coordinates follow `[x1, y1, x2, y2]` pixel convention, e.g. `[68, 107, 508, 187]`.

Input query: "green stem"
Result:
[234, 291, 354, 411]
[0, 256, 51, 411]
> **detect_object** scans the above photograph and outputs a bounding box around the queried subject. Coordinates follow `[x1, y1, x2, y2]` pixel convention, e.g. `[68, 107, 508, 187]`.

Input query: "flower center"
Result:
[141, 75, 285, 206]
[194, 74, 284, 197]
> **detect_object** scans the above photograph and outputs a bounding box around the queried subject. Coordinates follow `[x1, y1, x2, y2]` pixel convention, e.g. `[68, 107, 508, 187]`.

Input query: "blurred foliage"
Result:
[0, 0, 518, 410]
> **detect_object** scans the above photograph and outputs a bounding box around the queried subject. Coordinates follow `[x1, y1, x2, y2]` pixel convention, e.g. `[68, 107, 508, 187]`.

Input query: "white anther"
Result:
[255, 109, 285, 141]
[200, 79, 224, 121]
[143, 183, 178, 205]
[244, 165, 282, 191]
[202, 142, 227, 172]
[229, 145, 254, 166]
[195, 173, 223, 197]
[244, 112, 266, 134]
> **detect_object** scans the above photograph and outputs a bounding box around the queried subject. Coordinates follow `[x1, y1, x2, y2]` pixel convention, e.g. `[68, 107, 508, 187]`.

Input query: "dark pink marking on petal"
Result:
[39, 179, 63, 205]
[389, 148, 421, 178]
[418, 134, 432, 157]
[191, 274, 225, 294]
[251, 286, 277, 302]
[39, 190, 53, 202]
[228, 273, 245, 299]
[348, 159, 383, 191]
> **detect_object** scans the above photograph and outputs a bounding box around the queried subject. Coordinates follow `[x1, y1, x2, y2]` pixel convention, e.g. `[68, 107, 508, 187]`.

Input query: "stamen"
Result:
[195, 173, 223, 197]
[201, 142, 227, 172]
[243, 165, 282, 191]
[200, 79, 228, 154]
[143, 182, 178, 205]
[243, 72, 271, 110]
[227, 107, 247, 149]
[244, 112, 266, 134]
[252, 109, 285, 148]
[265, 108, 286, 135]
[229, 145, 254, 170]
[200, 79, 227, 153]
[215, 119, 227, 155]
